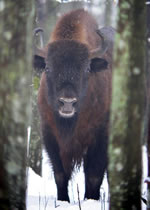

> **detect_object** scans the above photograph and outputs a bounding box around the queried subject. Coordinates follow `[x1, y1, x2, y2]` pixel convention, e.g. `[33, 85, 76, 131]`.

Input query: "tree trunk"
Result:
[146, 0, 150, 209]
[28, 28, 43, 176]
[0, 1, 34, 209]
[104, 0, 114, 26]
[28, 74, 42, 176]
[108, 1, 146, 210]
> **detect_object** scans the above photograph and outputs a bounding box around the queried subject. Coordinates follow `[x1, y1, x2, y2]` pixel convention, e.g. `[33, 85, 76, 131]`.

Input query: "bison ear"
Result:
[90, 58, 108, 73]
[33, 55, 46, 70]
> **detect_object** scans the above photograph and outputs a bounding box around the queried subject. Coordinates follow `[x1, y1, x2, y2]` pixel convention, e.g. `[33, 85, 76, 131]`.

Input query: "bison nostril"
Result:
[59, 100, 64, 107]
[59, 98, 77, 106]
[72, 100, 77, 107]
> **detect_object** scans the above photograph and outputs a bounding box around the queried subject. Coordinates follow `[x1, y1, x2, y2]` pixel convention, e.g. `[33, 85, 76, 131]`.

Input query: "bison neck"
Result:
[55, 115, 77, 141]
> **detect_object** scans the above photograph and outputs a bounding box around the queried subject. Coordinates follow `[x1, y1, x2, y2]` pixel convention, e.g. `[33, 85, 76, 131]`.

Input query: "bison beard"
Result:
[34, 9, 114, 202]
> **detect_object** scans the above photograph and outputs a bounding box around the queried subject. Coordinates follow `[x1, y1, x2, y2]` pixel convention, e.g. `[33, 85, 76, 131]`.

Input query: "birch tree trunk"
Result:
[29, 28, 43, 176]
[0, 1, 34, 209]
[108, 1, 146, 209]
[146, 0, 150, 209]
[104, 0, 114, 26]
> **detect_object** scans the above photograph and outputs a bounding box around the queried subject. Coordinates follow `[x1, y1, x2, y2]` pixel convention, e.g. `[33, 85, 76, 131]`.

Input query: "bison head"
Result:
[34, 30, 109, 121]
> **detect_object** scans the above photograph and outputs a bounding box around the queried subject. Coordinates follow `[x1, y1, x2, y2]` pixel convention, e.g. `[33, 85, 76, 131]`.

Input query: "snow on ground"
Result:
[142, 146, 148, 210]
[27, 147, 147, 210]
[27, 149, 109, 209]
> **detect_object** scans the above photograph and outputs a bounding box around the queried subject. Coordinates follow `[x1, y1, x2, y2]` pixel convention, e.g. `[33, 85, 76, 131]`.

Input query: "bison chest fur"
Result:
[35, 9, 114, 202]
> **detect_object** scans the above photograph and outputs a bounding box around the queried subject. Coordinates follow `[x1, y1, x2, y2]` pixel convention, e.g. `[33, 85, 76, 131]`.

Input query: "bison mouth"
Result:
[59, 108, 76, 118]
[58, 97, 77, 118]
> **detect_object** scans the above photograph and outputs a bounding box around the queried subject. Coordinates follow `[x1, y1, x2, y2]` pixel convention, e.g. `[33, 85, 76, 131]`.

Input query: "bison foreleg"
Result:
[83, 127, 108, 200]
[54, 172, 69, 202]
[42, 125, 70, 202]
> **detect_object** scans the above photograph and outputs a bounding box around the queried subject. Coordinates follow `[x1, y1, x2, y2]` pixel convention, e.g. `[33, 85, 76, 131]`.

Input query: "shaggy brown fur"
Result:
[50, 9, 100, 50]
[36, 9, 114, 202]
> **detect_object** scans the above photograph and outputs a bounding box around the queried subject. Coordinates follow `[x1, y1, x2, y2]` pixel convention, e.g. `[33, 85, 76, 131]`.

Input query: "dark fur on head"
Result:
[45, 40, 90, 117]
[47, 40, 89, 66]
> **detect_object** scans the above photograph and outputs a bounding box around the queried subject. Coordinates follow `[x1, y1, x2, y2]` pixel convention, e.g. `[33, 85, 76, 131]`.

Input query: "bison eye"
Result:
[45, 66, 51, 73]
[85, 66, 90, 73]
[87, 67, 90, 73]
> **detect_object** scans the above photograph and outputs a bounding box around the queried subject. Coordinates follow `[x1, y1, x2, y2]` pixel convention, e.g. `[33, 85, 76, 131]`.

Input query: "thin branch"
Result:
[54, 199, 60, 208]
[77, 184, 81, 210]
[39, 193, 41, 210]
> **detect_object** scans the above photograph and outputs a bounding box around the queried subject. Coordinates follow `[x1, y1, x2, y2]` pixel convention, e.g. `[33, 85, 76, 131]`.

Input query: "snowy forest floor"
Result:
[27, 147, 147, 210]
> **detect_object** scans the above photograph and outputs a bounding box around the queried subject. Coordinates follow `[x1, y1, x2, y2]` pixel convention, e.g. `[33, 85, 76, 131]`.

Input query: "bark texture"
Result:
[146, 0, 150, 209]
[0, 1, 34, 209]
[108, 1, 146, 209]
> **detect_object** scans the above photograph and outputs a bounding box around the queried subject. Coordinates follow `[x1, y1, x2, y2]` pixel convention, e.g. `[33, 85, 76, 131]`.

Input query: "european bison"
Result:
[34, 9, 115, 202]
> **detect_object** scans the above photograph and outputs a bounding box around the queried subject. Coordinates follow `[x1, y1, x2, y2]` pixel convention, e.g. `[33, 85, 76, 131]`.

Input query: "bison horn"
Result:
[90, 29, 108, 59]
[33, 27, 46, 58]
[90, 27, 115, 59]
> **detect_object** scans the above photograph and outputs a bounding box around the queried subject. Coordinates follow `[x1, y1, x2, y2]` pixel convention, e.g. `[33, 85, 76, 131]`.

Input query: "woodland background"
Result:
[0, 0, 149, 209]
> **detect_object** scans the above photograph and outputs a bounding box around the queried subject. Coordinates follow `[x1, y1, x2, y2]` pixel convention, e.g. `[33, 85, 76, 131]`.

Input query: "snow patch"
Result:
[27, 146, 147, 209]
